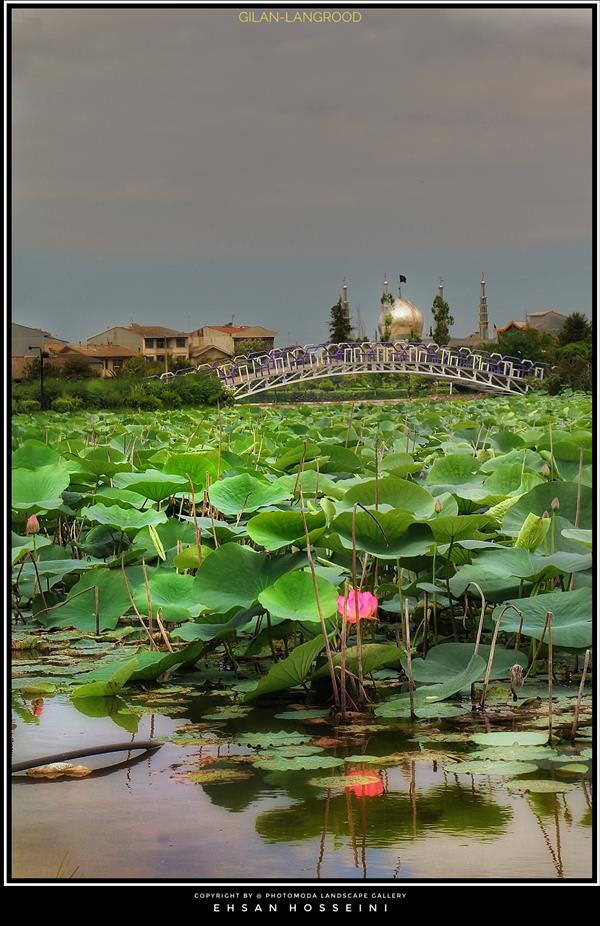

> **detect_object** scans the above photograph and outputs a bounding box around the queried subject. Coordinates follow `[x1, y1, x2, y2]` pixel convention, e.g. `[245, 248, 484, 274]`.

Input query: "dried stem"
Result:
[570, 648, 591, 741]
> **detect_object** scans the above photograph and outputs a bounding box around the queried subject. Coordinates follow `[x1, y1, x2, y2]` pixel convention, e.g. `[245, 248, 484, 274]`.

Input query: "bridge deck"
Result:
[155, 341, 545, 398]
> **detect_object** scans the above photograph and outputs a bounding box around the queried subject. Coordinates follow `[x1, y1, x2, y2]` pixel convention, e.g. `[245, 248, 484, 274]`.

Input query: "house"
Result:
[189, 323, 277, 362]
[494, 311, 568, 338]
[11, 323, 70, 380]
[87, 323, 190, 362]
[50, 343, 138, 377]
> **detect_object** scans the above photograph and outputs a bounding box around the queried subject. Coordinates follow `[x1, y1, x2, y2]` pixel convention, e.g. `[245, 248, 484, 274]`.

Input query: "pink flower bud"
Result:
[550, 497, 560, 511]
[542, 511, 550, 519]
[26, 515, 40, 535]
[541, 463, 551, 477]
[434, 498, 442, 513]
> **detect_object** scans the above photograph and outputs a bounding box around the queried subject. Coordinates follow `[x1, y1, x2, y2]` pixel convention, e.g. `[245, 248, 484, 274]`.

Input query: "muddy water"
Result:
[11, 695, 592, 881]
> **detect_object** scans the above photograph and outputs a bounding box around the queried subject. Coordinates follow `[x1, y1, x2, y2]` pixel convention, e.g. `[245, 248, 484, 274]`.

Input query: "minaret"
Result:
[437, 277, 444, 300]
[383, 274, 389, 299]
[341, 279, 349, 315]
[479, 273, 489, 341]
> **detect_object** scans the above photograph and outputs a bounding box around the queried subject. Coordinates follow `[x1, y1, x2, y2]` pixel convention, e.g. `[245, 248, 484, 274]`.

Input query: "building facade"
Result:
[87, 323, 189, 362]
[189, 324, 277, 362]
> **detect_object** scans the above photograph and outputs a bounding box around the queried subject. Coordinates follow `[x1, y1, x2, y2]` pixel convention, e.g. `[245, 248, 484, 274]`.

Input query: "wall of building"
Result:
[87, 327, 144, 351]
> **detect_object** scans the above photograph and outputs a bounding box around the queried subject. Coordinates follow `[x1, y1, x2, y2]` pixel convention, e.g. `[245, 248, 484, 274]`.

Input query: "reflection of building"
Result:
[87, 323, 190, 363]
[189, 323, 277, 362]
[376, 276, 424, 340]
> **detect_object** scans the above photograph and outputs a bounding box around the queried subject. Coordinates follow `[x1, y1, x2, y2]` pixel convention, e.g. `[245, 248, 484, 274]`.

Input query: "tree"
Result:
[431, 295, 454, 346]
[495, 328, 557, 364]
[234, 338, 272, 357]
[558, 312, 592, 346]
[329, 297, 353, 343]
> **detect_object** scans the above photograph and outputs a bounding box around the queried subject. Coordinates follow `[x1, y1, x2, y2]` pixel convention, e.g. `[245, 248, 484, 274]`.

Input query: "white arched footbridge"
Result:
[158, 341, 545, 399]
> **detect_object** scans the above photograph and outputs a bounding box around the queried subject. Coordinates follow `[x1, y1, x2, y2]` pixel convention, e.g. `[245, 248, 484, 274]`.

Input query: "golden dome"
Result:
[377, 297, 424, 340]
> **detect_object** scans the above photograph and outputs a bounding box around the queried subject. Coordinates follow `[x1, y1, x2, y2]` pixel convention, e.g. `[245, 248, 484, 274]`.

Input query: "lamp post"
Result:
[28, 346, 50, 410]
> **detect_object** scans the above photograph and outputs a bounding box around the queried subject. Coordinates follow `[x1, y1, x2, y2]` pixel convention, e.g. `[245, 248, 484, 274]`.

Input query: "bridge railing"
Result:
[154, 340, 546, 386]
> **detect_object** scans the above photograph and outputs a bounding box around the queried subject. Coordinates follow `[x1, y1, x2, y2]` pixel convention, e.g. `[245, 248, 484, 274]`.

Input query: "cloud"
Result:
[11, 7, 592, 260]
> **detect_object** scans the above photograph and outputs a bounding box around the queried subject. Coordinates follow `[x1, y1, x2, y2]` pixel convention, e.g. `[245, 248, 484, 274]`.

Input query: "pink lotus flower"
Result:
[337, 589, 378, 624]
[344, 769, 384, 798]
[26, 514, 40, 535]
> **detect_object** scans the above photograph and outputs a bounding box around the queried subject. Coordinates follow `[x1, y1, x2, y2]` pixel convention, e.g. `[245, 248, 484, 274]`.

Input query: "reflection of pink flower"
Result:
[345, 769, 384, 798]
[337, 589, 378, 625]
[32, 699, 44, 717]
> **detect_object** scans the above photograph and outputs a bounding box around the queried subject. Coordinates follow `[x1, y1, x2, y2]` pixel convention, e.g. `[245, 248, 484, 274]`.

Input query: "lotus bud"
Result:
[550, 497, 560, 511]
[419, 471, 425, 479]
[25, 514, 40, 534]
[434, 498, 442, 513]
[541, 463, 551, 477]
[542, 511, 550, 519]
[510, 664, 524, 688]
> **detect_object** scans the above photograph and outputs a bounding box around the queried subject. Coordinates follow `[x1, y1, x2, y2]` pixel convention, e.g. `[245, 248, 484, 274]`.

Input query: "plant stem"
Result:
[547, 611, 553, 744]
[570, 649, 591, 741]
[403, 601, 415, 720]
[299, 490, 340, 710]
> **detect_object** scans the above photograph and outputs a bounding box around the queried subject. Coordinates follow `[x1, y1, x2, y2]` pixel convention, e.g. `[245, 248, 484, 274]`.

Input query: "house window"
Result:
[144, 338, 154, 348]
[155, 338, 165, 348]
[176, 338, 186, 348]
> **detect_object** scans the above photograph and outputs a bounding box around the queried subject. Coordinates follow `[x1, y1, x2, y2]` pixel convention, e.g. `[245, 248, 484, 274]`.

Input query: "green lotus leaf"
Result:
[426, 515, 497, 544]
[502, 482, 592, 533]
[243, 635, 326, 702]
[312, 643, 404, 680]
[131, 569, 200, 622]
[375, 654, 486, 716]
[405, 643, 527, 685]
[81, 503, 168, 531]
[329, 510, 433, 558]
[258, 571, 338, 622]
[492, 588, 592, 649]
[12, 464, 71, 513]
[208, 473, 290, 516]
[12, 440, 64, 471]
[308, 774, 378, 789]
[71, 657, 139, 699]
[247, 510, 326, 551]
[161, 450, 221, 487]
[560, 528, 592, 549]
[133, 519, 198, 563]
[11, 532, 53, 565]
[470, 746, 558, 761]
[193, 543, 304, 612]
[425, 454, 483, 493]
[113, 469, 189, 501]
[273, 709, 331, 720]
[336, 477, 435, 517]
[35, 566, 145, 632]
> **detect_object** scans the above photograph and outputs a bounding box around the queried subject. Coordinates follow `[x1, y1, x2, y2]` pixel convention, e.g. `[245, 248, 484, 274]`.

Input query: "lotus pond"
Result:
[11, 393, 593, 880]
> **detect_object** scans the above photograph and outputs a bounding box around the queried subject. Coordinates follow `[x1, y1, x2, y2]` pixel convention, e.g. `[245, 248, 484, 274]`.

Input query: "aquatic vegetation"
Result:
[11, 394, 593, 879]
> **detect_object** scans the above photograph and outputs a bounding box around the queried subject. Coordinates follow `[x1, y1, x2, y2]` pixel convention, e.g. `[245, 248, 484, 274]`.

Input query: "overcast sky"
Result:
[11, 5, 592, 343]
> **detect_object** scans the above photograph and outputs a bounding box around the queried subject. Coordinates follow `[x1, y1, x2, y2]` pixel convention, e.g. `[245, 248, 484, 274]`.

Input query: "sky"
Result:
[11, 5, 593, 344]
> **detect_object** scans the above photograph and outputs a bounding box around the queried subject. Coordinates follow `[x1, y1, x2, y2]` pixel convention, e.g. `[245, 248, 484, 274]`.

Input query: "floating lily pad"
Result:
[414, 703, 469, 719]
[471, 746, 557, 761]
[183, 768, 253, 784]
[274, 709, 331, 720]
[451, 760, 539, 776]
[253, 754, 343, 771]
[235, 732, 312, 748]
[470, 731, 549, 747]
[260, 745, 324, 758]
[308, 773, 377, 789]
[505, 779, 577, 794]
[554, 763, 589, 774]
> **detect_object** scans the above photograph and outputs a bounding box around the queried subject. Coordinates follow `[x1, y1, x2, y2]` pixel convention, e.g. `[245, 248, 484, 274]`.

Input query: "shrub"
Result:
[53, 395, 84, 413]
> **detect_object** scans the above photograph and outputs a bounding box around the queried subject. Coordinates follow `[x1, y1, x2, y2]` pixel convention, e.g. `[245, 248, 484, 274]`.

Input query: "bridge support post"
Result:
[449, 382, 453, 395]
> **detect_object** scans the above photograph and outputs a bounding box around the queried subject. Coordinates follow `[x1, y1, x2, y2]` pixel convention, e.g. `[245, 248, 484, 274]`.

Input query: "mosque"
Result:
[338, 275, 491, 345]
